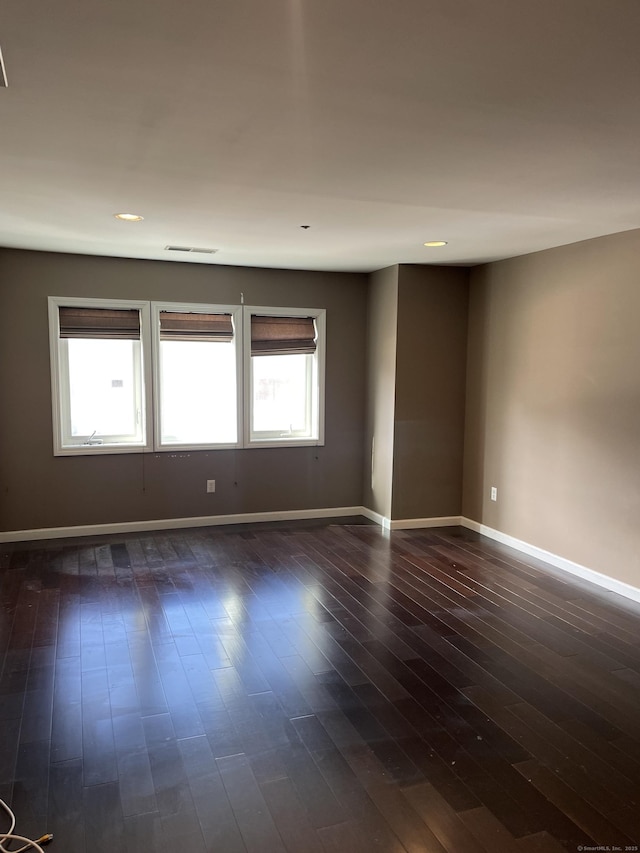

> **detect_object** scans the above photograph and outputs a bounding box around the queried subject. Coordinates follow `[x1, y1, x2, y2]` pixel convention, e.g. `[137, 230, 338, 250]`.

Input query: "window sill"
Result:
[54, 443, 149, 456]
[246, 438, 324, 448]
[54, 439, 325, 456]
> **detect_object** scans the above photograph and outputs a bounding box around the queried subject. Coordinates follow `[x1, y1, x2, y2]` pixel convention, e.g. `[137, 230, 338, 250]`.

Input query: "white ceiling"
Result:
[1, 0, 640, 272]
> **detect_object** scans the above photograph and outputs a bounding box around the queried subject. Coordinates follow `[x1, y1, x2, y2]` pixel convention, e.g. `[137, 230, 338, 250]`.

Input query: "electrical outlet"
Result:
[490, 486, 497, 502]
[206, 479, 216, 493]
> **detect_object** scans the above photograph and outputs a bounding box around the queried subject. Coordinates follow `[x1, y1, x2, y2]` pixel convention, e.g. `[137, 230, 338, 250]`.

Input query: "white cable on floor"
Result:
[0, 799, 51, 853]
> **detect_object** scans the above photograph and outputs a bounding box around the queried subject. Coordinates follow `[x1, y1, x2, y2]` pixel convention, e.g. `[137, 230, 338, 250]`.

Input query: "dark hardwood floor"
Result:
[1, 520, 640, 852]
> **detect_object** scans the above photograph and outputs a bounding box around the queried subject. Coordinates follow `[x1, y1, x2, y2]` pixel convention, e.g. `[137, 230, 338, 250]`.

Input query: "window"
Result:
[153, 303, 242, 449]
[246, 310, 325, 444]
[49, 298, 152, 454]
[49, 298, 325, 455]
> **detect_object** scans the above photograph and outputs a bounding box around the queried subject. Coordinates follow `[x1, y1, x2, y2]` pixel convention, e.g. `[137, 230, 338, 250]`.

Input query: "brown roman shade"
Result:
[251, 315, 316, 356]
[159, 311, 233, 342]
[59, 307, 140, 340]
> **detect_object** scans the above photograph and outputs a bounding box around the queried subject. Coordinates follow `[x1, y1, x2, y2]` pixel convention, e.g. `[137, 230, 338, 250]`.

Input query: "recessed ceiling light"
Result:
[165, 245, 218, 254]
[114, 213, 144, 222]
[423, 240, 448, 247]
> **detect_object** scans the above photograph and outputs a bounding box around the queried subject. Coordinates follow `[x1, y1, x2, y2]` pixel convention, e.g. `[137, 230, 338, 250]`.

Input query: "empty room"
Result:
[1, 1, 639, 851]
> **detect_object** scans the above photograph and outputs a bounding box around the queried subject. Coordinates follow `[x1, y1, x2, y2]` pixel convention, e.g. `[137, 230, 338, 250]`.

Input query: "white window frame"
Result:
[151, 301, 243, 451]
[49, 299, 326, 455]
[48, 296, 153, 456]
[243, 306, 326, 448]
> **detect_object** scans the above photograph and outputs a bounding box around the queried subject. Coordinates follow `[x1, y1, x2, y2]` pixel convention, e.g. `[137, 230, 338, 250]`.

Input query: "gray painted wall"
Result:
[0, 249, 367, 531]
[463, 229, 640, 587]
[392, 265, 469, 520]
[362, 266, 398, 518]
[3, 228, 639, 598]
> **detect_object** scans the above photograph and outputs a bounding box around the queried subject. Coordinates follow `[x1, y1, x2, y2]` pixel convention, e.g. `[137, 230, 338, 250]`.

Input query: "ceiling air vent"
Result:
[0, 46, 8, 88]
[165, 245, 218, 255]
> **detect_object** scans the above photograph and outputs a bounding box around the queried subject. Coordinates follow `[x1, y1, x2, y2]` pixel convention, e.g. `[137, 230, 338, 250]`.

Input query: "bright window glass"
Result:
[49, 298, 324, 455]
[159, 339, 237, 444]
[64, 338, 142, 441]
[251, 352, 314, 438]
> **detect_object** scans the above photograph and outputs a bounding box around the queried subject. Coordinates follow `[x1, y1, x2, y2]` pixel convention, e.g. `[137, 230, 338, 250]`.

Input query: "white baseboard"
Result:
[359, 507, 390, 528]
[0, 506, 369, 544]
[389, 515, 462, 531]
[357, 510, 462, 531]
[4, 507, 638, 605]
[460, 517, 640, 605]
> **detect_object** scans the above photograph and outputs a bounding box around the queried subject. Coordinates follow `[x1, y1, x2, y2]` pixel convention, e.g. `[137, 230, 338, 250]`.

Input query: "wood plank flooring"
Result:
[1, 520, 640, 852]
